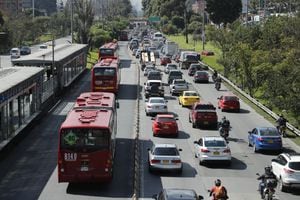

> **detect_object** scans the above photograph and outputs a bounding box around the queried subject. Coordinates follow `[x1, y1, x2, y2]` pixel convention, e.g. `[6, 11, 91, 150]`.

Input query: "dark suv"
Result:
[189, 101, 218, 128]
[168, 70, 182, 84]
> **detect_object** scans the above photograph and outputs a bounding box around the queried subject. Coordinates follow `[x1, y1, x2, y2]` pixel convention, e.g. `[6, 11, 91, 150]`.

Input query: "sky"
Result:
[130, 0, 142, 12]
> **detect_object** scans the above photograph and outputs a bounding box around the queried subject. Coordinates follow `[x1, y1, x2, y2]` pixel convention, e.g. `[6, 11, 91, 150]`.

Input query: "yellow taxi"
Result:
[178, 90, 200, 107]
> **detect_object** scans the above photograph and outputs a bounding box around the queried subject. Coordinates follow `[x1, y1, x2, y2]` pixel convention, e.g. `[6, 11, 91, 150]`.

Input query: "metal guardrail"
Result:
[206, 65, 300, 137]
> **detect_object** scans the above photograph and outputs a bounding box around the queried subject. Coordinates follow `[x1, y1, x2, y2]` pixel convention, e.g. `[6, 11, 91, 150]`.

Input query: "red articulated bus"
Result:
[58, 107, 117, 183]
[73, 92, 118, 111]
[91, 58, 121, 94]
[98, 41, 118, 61]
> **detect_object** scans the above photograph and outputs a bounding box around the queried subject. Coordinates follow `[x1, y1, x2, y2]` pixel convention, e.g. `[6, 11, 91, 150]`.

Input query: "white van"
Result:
[153, 32, 164, 41]
[10, 48, 21, 59]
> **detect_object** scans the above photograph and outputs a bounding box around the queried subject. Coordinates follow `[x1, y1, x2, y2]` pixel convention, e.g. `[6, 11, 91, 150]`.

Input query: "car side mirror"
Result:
[271, 159, 277, 162]
[248, 131, 252, 134]
[256, 173, 260, 176]
[165, 100, 168, 102]
[116, 102, 120, 109]
[144, 82, 146, 85]
[178, 148, 182, 151]
[147, 148, 151, 151]
[198, 195, 204, 200]
[193, 141, 198, 144]
[217, 97, 220, 100]
[175, 118, 179, 120]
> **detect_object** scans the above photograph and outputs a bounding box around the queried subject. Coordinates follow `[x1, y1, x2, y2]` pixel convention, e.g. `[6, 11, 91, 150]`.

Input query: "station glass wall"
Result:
[0, 86, 36, 142]
[63, 53, 85, 86]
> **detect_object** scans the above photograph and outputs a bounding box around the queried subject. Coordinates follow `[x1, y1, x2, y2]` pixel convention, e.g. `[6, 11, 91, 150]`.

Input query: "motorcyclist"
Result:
[212, 70, 218, 81]
[276, 114, 287, 129]
[257, 166, 277, 199]
[209, 179, 228, 200]
[215, 76, 221, 89]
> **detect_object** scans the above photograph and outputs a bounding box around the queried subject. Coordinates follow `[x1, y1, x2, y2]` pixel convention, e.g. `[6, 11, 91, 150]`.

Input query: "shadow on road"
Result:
[204, 157, 247, 170]
[120, 59, 132, 68]
[118, 84, 138, 100]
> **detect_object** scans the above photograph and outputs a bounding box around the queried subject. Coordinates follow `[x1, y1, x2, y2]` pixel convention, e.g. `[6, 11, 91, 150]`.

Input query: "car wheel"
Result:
[236, 108, 240, 113]
[279, 178, 287, 192]
[221, 109, 224, 112]
[148, 165, 153, 173]
[192, 122, 196, 128]
[195, 152, 198, 158]
[178, 100, 181, 105]
[188, 115, 191, 123]
[145, 111, 149, 116]
[199, 159, 204, 165]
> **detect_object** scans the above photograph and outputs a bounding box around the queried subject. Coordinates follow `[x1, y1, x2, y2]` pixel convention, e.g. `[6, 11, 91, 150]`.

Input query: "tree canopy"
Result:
[206, 0, 242, 25]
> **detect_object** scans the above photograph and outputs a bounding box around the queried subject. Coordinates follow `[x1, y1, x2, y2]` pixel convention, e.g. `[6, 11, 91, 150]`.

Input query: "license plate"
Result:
[155, 106, 160, 109]
[163, 160, 169, 164]
[163, 125, 169, 129]
[204, 121, 208, 125]
[213, 152, 220, 155]
[268, 140, 273, 143]
[80, 166, 89, 171]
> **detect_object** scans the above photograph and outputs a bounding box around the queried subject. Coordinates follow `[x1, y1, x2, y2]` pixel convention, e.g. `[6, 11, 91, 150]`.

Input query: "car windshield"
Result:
[288, 162, 300, 170]
[154, 147, 179, 156]
[205, 140, 226, 147]
[195, 104, 215, 110]
[184, 92, 198, 96]
[174, 80, 186, 84]
[196, 71, 207, 75]
[158, 117, 176, 123]
[150, 99, 165, 104]
[170, 71, 182, 76]
[259, 129, 279, 136]
[168, 65, 177, 69]
[224, 96, 239, 101]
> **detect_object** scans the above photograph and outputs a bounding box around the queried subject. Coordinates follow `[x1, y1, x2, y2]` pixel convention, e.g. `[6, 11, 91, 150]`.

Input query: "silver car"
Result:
[148, 143, 183, 173]
[194, 136, 231, 165]
[143, 65, 156, 76]
[164, 63, 178, 74]
[145, 97, 168, 116]
[169, 79, 189, 95]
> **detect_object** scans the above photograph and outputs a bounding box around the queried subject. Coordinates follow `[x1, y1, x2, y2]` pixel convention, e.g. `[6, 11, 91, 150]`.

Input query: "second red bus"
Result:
[98, 41, 118, 61]
[91, 58, 121, 94]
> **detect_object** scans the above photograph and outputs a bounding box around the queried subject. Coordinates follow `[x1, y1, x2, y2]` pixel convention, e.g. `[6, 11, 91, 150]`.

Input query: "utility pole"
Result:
[246, 0, 249, 26]
[71, 0, 74, 43]
[32, 0, 35, 19]
[202, 0, 206, 50]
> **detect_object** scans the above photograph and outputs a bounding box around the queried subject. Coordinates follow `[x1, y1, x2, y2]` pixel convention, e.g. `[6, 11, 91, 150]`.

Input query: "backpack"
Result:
[214, 186, 226, 199]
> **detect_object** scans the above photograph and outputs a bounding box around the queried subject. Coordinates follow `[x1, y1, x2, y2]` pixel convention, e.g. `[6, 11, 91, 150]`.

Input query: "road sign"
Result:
[148, 16, 160, 22]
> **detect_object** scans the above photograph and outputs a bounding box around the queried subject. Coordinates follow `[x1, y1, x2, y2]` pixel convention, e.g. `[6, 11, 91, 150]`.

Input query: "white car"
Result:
[169, 79, 189, 95]
[10, 48, 20, 59]
[271, 153, 300, 192]
[145, 97, 168, 116]
[164, 63, 178, 74]
[194, 136, 231, 165]
[148, 143, 182, 173]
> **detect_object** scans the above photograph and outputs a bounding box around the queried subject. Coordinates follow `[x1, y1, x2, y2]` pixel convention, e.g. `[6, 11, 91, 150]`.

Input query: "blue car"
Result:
[248, 127, 282, 153]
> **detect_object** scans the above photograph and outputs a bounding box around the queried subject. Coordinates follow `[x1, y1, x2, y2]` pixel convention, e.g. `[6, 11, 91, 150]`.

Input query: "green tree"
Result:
[206, 0, 242, 26]
[73, 0, 95, 44]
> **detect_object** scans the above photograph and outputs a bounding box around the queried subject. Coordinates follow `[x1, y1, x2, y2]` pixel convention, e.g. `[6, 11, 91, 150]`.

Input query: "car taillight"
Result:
[171, 160, 181, 163]
[201, 148, 210, 153]
[156, 122, 161, 127]
[150, 159, 160, 164]
[284, 168, 295, 174]
[223, 149, 231, 153]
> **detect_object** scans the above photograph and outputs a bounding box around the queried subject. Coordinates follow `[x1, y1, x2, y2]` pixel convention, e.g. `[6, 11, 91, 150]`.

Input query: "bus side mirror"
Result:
[116, 102, 120, 109]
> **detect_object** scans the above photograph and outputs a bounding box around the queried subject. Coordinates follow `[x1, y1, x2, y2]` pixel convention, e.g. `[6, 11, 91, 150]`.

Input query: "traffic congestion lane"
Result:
[138, 61, 300, 200]
[37, 41, 136, 200]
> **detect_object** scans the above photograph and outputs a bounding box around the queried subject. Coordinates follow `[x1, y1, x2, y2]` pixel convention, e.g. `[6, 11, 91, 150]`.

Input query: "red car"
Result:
[189, 101, 218, 128]
[152, 114, 179, 137]
[160, 56, 172, 66]
[217, 93, 240, 112]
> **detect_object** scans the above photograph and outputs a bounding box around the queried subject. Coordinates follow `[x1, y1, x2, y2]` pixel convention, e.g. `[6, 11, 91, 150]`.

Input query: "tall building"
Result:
[0, 0, 23, 15]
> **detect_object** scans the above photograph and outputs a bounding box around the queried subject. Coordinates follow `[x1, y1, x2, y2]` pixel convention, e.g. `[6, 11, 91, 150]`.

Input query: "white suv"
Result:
[271, 153, 300, 192]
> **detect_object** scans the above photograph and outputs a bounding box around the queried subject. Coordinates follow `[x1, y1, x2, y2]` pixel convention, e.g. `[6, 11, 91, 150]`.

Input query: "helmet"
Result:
[215, 179, 221, 186]
[265, 166, 272, 175]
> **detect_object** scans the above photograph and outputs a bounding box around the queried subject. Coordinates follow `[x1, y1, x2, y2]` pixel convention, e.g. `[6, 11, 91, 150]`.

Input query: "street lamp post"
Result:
[202, 0, 206, 50]
[32, 0, 35, 19]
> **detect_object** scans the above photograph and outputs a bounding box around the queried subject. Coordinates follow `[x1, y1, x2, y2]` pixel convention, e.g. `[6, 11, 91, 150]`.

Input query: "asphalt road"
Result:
[0, 41, 299, 200]
[137, 53, 300, 200]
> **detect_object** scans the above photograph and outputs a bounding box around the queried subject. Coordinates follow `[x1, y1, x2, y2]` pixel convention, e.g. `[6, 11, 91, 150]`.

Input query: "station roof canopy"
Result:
[11, 43, 88, 66]
[0, 67, 44, 94]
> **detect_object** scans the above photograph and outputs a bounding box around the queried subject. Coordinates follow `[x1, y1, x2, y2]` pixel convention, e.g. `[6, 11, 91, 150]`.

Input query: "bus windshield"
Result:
[94, 67, 116, 76]
[60, 128, 110, 150]
[100, 49, 114, 56]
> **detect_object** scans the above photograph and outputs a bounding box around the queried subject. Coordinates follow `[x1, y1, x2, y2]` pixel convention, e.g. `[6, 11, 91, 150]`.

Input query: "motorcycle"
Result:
[256, 173, 277, 200]
[219, 126, 230, 142]
[278, 125, 287, 137]
[215, 82, 221, 91]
